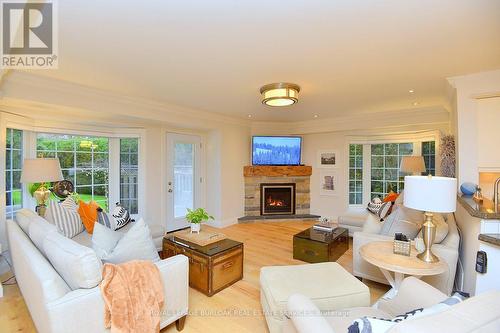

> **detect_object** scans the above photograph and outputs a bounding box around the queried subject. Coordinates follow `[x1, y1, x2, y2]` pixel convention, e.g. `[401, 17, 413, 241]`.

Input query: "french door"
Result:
[166, 133, 201, 232]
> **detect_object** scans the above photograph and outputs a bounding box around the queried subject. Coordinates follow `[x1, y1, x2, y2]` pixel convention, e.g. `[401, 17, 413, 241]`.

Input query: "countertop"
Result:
[457, 195, 500, 220]
[478, 233, 500, 247]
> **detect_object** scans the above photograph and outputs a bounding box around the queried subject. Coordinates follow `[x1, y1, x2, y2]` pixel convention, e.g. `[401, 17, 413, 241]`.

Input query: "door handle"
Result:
[168, 189, 173, 193]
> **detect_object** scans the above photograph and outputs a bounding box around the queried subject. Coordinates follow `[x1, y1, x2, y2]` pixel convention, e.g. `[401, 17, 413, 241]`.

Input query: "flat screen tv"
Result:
[252, 136, 302, 166]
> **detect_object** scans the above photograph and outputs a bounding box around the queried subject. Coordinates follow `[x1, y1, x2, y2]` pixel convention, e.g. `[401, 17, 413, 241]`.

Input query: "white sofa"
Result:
[353, 212, 460, 295]
[284, 277, 500, 333]
[337, 208, 369, 236]
[6, 209, 189, 333]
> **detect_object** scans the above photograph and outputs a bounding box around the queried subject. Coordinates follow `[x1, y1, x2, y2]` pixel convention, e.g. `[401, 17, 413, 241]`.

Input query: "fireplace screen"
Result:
[260, 183, 296, 215]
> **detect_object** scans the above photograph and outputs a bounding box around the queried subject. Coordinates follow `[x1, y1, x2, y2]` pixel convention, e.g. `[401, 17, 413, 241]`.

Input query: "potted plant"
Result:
[186, 208, 214, 233]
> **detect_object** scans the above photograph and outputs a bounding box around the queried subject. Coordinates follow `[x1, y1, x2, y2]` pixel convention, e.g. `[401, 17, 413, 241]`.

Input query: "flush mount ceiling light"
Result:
[260, 83, 300, 107]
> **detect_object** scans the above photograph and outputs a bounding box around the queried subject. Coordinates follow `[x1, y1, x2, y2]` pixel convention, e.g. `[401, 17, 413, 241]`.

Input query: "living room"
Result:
[1, 1, 500, 332]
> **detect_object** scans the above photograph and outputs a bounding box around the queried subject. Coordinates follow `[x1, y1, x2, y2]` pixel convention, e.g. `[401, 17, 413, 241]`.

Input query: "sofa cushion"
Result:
[362, 213, 383, 234]
[96, 218, 160, 264]
[380, 204, 423, 239]
[327, 307, 391, 333]
[91, 222, 124, 258]
[15, 209, 39, 234]
[43, 231, 103, 290]
[28, 216, 58, 257]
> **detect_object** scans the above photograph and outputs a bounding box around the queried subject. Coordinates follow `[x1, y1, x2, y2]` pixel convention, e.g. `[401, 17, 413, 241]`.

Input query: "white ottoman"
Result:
[260, 262, 370, 333]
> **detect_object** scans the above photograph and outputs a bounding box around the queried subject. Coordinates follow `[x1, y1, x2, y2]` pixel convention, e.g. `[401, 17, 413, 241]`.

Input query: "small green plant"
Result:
[185, 208, 214, 224]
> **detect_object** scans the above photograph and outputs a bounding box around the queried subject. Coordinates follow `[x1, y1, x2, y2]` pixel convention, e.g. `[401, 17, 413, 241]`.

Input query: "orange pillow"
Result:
[383, 191, 399, 203]
[78, 201, 100, 234]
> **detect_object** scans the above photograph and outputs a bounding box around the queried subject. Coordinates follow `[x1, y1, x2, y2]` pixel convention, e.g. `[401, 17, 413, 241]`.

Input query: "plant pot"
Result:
[190, 223, 201, 234]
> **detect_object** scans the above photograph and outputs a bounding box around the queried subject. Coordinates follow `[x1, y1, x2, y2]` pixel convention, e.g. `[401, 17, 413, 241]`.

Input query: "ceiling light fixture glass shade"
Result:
[260, 83, 300, 107]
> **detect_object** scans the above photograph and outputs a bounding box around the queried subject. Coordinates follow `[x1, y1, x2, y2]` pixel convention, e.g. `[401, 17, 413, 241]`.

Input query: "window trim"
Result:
[346, 131, 440, 207]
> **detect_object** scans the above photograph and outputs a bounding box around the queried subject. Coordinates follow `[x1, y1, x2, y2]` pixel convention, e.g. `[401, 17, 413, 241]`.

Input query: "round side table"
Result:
[360, 241, 447, 300]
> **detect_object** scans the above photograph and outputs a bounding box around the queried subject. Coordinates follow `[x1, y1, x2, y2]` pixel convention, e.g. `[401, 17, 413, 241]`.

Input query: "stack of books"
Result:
[313, 221, 337, 232]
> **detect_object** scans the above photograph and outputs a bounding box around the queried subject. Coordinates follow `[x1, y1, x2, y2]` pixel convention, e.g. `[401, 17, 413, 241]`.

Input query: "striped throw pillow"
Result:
[97, 208, 113, 229]
[46, 198, 84, 238]
[111, 203, 132, 230]
[367, 200, 392, 219]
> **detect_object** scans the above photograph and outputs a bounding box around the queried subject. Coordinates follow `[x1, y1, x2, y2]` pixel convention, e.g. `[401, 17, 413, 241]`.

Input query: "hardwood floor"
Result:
[0, 221, 389, 332]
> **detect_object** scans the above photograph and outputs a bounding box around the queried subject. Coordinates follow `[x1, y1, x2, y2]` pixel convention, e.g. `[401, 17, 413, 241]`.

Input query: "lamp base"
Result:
[417, 212, 440, 263]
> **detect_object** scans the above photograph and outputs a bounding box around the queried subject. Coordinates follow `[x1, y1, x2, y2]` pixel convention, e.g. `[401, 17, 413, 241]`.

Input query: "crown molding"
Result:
[251, 105, 450, 135]
[3, 71, 252, 129]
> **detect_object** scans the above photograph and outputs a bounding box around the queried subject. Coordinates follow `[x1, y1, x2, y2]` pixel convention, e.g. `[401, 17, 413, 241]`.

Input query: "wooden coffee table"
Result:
[163, 236, 243, 296]
[293, 227, 349, 263]
[360, 241, 447, 300]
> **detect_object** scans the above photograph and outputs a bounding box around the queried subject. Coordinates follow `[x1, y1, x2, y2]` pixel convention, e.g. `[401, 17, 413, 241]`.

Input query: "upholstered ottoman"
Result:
[260, 262, 370, 333]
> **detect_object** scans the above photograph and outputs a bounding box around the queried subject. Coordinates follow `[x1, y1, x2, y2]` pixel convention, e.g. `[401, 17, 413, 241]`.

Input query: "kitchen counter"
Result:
[457, 195, 500, 220]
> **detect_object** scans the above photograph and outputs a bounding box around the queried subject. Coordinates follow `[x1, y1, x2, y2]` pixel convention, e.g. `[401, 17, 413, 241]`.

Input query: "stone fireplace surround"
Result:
[238, 166, 320, 223]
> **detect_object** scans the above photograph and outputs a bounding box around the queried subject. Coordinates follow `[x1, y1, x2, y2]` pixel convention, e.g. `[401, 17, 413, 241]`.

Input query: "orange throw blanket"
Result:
[100, 260, 164, 333]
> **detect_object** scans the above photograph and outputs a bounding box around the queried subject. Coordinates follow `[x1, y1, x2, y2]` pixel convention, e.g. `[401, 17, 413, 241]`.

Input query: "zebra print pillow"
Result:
[46, 197, 84, 238]
[97, 203, 132, 231]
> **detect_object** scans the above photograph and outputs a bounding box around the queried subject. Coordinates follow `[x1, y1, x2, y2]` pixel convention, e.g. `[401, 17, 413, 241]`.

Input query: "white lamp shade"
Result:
[20, 158, 63, 183]
[400, 156, 426, 174]
[403, 176, 457, 213]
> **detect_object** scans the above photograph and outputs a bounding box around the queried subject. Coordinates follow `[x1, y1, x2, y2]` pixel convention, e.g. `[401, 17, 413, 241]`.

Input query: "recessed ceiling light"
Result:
[247, 114, 252, 118]
[314, 114, 319, 118]
[260, 83, 300, 107]
[409, 89, 415, 93]
[413, 101, 419, 106]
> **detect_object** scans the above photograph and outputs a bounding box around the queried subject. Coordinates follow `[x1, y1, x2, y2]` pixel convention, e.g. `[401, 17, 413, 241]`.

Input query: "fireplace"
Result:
[260, 183, 296, 215]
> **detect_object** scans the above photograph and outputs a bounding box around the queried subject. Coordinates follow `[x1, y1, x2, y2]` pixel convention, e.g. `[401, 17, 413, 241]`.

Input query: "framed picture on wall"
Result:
[319, 170, 337, 196]
[317, 150, 338, 168]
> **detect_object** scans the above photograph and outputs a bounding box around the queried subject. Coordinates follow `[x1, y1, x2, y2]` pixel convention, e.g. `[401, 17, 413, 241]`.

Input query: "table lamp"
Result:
[400, 156, 426, 175]
[404, 175, 457, 263]
[20, 158, 63, 217]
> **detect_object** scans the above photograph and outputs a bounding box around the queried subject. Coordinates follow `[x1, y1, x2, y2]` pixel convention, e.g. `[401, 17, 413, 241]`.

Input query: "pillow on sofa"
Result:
[347, 292, 468, 333]
[97, 203, 133, 231]
[15, 209, 39, 234]
[416, 213, 449, 243]
[78, 200, 100, 234]
[367, 200, 392, 219]
[43, 231, 103, 290]
[94, 218, 160, 264]
[46, 197, 84, 238]
[362, 213, 383, 234]
[92, 222, 124, 258]
[28, 216, 58, 257]
[379, 205, 423, 239]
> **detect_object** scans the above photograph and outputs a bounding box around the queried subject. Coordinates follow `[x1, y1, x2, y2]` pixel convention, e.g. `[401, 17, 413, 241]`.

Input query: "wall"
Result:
[253, 116, 450, 220]
[447, 69, 500, 186]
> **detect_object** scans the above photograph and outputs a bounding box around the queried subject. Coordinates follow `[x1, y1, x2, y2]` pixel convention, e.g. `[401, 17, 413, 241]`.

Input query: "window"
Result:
[349, 144, 363, 205]
[371, 143, 413, 199]
[36, 134, 109, 210]
[5, 128, 23, 219]
[120, 138, 139, 214]
[421, 141, 436, 176]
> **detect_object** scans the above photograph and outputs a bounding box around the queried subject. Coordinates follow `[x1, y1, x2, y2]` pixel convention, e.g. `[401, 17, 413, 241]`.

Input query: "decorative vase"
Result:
[190, 223, 201, 233]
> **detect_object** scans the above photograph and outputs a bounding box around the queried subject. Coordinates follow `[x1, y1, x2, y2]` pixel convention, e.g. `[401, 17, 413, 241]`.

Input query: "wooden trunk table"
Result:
[162, 236, 244, 296]
[293, 227, 349, 263]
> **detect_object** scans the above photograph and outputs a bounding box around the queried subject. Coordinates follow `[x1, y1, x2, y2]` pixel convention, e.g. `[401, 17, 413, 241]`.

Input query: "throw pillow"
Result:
[79, 200, 100, 234]
[43, 231, 103, 290]
[347, 292, 468, 333]
[92, 222, 124, 259]
[362, 213, 383, 234]
[367, 201, 392, 219]
[111, 202, 132, 230]
[45, 198, 84, 238]
[379, 204, 424, 239]
[97, 208, 113, 229]
[96, 218, 160, 264]
[383, 191, 399, 203]
[416, 213, 449, 243]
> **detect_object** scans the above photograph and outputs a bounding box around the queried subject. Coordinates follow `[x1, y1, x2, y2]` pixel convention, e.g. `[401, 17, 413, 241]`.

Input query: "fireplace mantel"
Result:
[243, 165, 312, 177]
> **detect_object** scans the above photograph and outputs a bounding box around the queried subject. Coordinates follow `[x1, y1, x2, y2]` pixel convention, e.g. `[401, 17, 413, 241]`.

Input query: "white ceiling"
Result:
[27, 0, 500, 122]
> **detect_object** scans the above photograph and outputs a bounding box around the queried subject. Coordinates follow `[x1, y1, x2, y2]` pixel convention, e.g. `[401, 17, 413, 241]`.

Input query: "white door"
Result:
[166, 133, 201, 232]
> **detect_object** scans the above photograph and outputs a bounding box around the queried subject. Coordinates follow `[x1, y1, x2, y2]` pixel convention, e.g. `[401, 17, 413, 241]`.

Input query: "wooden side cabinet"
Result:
[163, 238, 244, 296]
